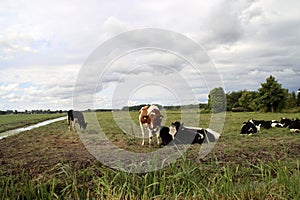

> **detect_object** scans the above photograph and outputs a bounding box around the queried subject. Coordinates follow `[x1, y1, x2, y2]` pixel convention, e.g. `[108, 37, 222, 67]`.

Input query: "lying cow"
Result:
[241, 121, 260, 135]
[67, 110, 88, 131]
[160, 121, 221, 147]
[289, 118, 300, 133]
[174, 125, 205, 145]
[280, 117, 293, 128]
[139, 105, 163, 145]
[159, 121, 181, 146]
[271, 120, 284, 128]
[160, 121, 206, 146]
[249, 119, 271, 129]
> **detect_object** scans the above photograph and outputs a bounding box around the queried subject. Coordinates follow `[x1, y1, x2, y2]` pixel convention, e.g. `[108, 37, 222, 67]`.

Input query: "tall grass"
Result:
[0, 158, 299, 199]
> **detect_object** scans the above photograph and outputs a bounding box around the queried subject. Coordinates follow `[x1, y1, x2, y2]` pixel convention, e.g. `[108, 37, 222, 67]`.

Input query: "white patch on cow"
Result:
[271, 122, 283, 128]
[256, 124, 261, 133]
[169, 126, 177, 139]
[290, 129, 300, 133]
[147, 105, 159, 115]
[206, 128, 220, 140]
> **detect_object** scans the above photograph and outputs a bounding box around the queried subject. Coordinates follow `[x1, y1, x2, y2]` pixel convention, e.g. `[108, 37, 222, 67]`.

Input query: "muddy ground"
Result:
[0, 120, 300, 179]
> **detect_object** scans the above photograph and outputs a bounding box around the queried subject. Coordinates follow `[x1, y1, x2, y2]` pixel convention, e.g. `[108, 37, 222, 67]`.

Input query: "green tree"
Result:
[285, 91, 297, 109]
[238, 91, 258, 111]
[226, 90, 243, 111]
[207, 87, 226, 113]
[258, 75, 287, 112]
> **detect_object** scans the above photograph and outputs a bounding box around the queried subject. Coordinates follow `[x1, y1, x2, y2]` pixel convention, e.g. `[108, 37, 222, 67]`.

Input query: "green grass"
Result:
[0, 158, 299, 199]
[0, 111, 299, 199]
[0, 113, 65, 132]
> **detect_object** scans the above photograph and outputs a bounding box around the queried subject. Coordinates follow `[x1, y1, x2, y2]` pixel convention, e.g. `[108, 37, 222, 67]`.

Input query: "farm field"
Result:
[0, 113, 65, 132]
[0, 111, 299, 199]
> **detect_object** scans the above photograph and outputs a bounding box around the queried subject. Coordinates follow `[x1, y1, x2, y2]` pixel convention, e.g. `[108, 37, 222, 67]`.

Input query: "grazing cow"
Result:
[139, 105, 163, 145]
[289, 119, 300, 133]
[67, 110, 88, 131]
[241, 121, 258, 135]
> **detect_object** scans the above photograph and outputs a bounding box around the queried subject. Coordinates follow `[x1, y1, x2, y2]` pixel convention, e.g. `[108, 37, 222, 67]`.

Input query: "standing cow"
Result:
[67, 110, 88, 131]
[139, 105, 163, 145]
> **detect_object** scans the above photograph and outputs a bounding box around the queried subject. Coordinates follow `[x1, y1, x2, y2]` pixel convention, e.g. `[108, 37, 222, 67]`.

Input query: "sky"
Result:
[0, 0, 299, 111]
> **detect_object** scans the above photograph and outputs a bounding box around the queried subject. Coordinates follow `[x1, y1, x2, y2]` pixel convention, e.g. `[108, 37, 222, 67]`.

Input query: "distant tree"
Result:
[226, 90, 243, 111]
[257, 75, 287, 112]
[238, 91, 258, 111]
[207, 87, 226, 113]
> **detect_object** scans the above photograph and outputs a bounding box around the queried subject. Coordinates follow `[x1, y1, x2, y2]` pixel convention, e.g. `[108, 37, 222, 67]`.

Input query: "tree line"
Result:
[208, 75, 300, 113]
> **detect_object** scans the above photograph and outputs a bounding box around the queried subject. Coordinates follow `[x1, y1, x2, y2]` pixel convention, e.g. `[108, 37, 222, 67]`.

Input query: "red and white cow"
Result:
[139, 105, 163, 145]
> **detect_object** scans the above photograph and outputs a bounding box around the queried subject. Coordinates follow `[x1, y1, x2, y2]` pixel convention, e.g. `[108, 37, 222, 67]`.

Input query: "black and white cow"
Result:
[159, 121, 181, 146]
[241, 121, 259, 135]
[289, 118, 300, 133]
[173, 122, 206, 145]
[271, 120, 284, 128]
[280, 117, 292, 128]
[67, 110, 87, 131]
[159, 121, 221, 146]
[250, 119, 271, 129]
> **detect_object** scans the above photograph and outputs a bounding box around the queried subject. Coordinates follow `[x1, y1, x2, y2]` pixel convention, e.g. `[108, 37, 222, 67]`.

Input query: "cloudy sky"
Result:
[0, 0, 299, 111]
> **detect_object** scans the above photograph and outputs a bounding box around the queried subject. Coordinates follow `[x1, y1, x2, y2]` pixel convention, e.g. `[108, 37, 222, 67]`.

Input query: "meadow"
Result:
[0, 111, 299, 199]
[0, 113, 65, 132]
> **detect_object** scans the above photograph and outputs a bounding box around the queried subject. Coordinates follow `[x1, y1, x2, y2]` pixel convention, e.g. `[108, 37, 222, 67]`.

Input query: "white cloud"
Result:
[0, 0, 299, 110]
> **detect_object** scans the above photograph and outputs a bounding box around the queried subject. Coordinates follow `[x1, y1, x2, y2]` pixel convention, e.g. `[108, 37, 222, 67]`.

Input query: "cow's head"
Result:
[139, 105, 150, 123]
[148, 109, 163, 128]
[171, 121, 182, 131]
[81, 122, 88, 129]
[139, 105, 150, 115]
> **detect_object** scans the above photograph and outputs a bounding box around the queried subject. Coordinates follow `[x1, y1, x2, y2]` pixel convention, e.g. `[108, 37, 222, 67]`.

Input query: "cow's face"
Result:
[171, 121, 182, 131]
[139, 106, 150, 124]
[149, 112, 163, 128]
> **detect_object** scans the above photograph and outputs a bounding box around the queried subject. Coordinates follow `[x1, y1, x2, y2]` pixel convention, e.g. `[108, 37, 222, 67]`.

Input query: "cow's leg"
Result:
[156, 128, 161, 146]
[72, 120, 76, 131]
[148, 128, 154, 145]
[140, 122, 145, 145]
[68, 119, 71, 131]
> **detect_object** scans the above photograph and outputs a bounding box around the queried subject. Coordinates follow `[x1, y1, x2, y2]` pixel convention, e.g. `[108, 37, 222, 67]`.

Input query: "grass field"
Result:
[0, 111, 299, 199]
[0, 113, 65, 132]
